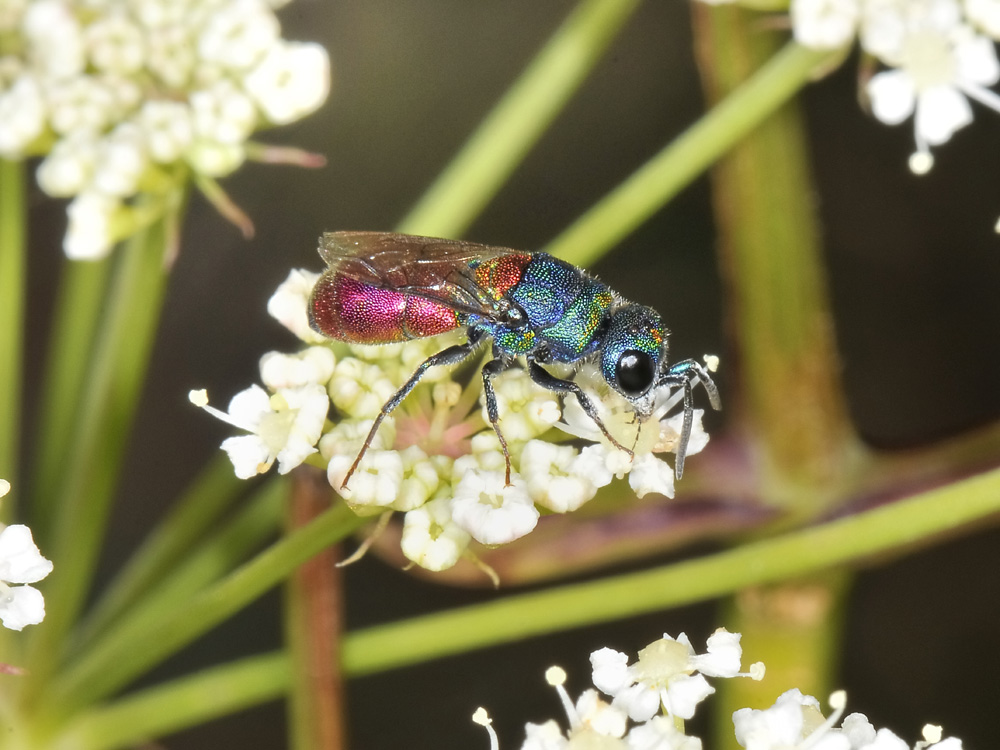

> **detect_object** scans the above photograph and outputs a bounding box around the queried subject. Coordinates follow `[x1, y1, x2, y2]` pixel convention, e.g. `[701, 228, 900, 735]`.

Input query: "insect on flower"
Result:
[308, 232, 720, 489]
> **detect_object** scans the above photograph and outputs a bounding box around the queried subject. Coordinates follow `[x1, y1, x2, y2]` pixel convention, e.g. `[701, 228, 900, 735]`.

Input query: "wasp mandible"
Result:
[308, 232, 720, 489]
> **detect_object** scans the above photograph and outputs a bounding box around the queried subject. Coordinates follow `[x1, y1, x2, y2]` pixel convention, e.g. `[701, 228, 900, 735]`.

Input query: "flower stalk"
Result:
[0, 159, 25, 522]
[397, 0, 641, 238]
[544, 41, 839, 268]
[340, 466, 1000, 676]
[24, 203, 178, 695]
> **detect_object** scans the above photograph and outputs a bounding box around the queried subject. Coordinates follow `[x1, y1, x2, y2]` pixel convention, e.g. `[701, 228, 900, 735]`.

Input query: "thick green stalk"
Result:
[74, 456, 255, 647]
[0, 159, 25, 517]
[340, 467, 1000, 675]
[24, 212, 174, 695]
[59, 653, 289, 750]
[30, 258, 113, 534]
[544, 42, 838, 268]
[715, 574, 849, 750]
[72, 476, 284, 656]
[48, 502, 363, 718]
[397, 0, 641, 238]
[692, 6, 861, 506]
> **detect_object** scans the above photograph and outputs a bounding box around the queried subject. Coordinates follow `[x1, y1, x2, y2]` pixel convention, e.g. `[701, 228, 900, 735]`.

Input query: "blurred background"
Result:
[20, 0, 1000, 747]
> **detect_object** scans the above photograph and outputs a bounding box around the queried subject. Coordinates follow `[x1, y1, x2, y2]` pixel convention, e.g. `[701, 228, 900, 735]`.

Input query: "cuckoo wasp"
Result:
[308, 232, 720, 489]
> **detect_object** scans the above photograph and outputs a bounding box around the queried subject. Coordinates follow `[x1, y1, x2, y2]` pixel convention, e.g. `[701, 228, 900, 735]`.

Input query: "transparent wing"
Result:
[317, 231, 530, 320]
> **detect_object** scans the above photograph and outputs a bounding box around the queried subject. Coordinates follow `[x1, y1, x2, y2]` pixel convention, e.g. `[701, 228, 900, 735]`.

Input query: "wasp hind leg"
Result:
[341, 335, 482, 489]
[526, 360, 634, 457]
[659, 359, 721, 480]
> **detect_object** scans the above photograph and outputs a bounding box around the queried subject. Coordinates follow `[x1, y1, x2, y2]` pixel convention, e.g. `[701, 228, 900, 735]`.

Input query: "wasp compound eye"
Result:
[615, 350, 655, 397]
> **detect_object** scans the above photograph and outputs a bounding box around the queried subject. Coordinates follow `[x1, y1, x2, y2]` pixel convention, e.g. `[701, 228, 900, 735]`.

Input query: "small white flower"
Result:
[45, 75, 117, 136]
[732, 689, 849, 750]
[145, 22, 197, 89]
[184, 138, 246, 176]
[591, 630, 748, 722]
[450, 470, 538, 545]
[259, 346, 336, 390]
[865, 4, 1000, 164]
[244, 40, 330, 124]
[520, 439, 610, 513]
[191, 383, 329, 479]
[64, 191, 119, 260]
[0, 480, 9, 498]
[0, 524, 53, 631]
[0, 75, 46, 157]
[191, 78, 257, 144]
[92, 122, 148, 196]
[199, 0, 280, 71]
[626, 716, 703, 750]
[22, 0, 85, 80]
[328, 357, 397, 419]
[85, 12, 145, 74]
[400, 496, 471, 571]
[791, 0, 861, 49]
[327, 449, 403, 509]
[393, 445, 441, 511]
[36, 132, 99, 197]
[267, 268, 327, 344]
[136, 100, 194, 163]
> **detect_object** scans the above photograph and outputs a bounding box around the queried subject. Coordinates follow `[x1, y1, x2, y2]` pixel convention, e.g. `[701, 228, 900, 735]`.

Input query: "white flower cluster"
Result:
[473, 629, 962, 750]
[703, 0, 1000, 173]
[192, 270, 713, 574]
[0, 0, 330, 259]
[0, 480, 53, 632]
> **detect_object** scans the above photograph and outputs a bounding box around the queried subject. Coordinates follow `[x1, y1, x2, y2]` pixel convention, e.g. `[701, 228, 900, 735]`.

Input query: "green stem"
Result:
[59, 653, 289, 750]
[714, 574, 849, 750]
[24, 207, 175, 695]
[0, 159, 24, 519]
[341, 467, 1000, 675]
[693, 6, 860, 505]
[544, 42, 838, 268]
[397, 0, 641, 238]
[72, 476, 285, 656]
[48, 502, 363, 718]
[73, 456, 255, 647]
[30, 257, 113, 534]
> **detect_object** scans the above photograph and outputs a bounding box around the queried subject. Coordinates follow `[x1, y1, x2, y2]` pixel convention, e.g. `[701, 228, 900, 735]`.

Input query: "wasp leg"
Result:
[341, 337, 482, 489]
[659, 359, 721, 480]
[480, 356, 515, 485]
[525, 360, 633, 457]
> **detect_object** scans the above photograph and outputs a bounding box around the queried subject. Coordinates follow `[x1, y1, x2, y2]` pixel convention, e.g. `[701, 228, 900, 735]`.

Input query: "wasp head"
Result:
[600, 304, 668, 419]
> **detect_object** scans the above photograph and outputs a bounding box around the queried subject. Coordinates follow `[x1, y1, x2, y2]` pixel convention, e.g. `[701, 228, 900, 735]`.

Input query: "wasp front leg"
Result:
[659, 359, 721, 479]
[525, 360, 634, 457]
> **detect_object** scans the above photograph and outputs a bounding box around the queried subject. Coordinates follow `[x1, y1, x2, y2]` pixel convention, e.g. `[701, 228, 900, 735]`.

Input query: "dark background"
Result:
[22, 1, 1000, 748]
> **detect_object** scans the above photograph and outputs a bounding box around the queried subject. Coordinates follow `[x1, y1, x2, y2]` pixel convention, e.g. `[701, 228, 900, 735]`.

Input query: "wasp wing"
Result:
[318, 232, 530, 320]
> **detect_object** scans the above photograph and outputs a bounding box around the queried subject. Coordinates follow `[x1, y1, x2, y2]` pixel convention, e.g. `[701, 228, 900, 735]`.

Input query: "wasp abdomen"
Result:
[309, 274, 461, 344]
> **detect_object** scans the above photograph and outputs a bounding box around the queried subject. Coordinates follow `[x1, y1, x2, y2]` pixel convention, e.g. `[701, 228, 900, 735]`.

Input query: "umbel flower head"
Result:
[194, 269, 716, 574]
[0, 0, 330, 259]
[700, 0, 1000, 175]
[472, 628, 962, 750]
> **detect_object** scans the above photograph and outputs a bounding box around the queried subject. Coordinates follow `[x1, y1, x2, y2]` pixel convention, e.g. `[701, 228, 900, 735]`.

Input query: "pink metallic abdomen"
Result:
[309, 274, 460, 344]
